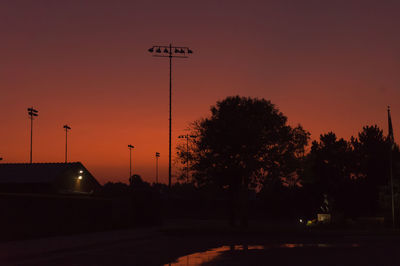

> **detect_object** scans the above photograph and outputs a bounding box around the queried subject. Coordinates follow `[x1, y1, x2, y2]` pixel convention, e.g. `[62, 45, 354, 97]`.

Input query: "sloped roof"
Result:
[0, 162, 88, 184]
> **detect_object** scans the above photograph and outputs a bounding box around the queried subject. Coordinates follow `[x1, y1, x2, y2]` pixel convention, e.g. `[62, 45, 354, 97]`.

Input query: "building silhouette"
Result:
[0, 162, 101, 194]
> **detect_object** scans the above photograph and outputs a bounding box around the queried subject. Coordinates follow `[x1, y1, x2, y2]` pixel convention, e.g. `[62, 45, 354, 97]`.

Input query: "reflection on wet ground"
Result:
[166, 243, 360, 265]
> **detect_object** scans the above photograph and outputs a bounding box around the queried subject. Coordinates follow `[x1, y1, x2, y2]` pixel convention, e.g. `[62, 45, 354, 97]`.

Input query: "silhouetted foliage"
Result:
[178, 96, 310, 225]
[301, 132, 355, 216]
[130, 174, 151, 189]
[300, 125, 400, 219]
[180, 96, 310, 188]
[351, 125, 400, 216]
[101, 182, 130, 197]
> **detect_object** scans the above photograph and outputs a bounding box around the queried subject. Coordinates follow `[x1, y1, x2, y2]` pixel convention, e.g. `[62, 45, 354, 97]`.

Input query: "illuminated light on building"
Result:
[0, 162, 101, 195]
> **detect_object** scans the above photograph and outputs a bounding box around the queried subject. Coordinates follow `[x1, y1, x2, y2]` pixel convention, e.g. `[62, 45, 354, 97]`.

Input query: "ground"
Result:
[2, 220, 400, 265]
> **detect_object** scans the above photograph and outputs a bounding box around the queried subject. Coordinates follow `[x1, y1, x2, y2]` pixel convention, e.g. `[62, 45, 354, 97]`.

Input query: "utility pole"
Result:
[128, 144, 134, 180]
[388, 106, 395, 228]
[178, 134, 196, 183]
[148, 44, 193, 189]
[27, 107, 38, 164]
[155, 152, 160, 183]
[63, 125, 71, 163]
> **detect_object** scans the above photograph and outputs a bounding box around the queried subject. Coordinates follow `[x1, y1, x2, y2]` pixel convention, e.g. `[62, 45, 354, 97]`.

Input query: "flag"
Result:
[388, 106, 395, 150]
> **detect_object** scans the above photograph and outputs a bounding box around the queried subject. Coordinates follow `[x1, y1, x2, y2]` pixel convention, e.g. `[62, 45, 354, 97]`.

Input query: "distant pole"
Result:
[27, 107, 39, 164]
[148, 44, 193, 189]
[63, 125, 71, 163]
[155, 152, 160, 183]
[186, 136, 189, 182]
[178, 134, 196, 183]
[388, 106, 395, 228]
[128, 145, 134, 179]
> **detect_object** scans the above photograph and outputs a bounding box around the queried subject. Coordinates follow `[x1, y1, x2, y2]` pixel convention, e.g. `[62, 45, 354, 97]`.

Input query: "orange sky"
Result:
[1, 1, 400, 184]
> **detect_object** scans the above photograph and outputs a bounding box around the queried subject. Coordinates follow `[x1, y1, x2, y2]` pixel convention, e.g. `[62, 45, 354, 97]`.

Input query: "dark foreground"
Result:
[2, 220, 400, 265]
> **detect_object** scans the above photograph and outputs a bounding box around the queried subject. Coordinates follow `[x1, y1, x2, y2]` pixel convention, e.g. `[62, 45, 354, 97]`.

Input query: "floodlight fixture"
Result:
[63, 124, 71, 163]
[128, 144, 134, 179]
[27, 107, 39, 163]
[155, 152, 160, 183]
[147, 44, 194, 189]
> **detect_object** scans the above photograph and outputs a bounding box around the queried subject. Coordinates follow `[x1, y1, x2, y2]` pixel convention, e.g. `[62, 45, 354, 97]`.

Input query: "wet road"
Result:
[2, 222, 400, 265]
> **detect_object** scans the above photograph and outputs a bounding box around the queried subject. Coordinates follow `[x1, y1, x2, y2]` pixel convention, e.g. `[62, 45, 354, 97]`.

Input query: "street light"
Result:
[63, 125, 71, 163]
[148, 44, 194, 189]
[178, 134, 196, 183]
[155, 152, 160, 184]
[128, 144, 134, 180]
[27, 107, 39, 164]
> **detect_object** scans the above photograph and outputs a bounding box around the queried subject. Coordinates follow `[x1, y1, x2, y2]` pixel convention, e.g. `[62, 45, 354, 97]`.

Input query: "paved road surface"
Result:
[2, 221, 400, 265]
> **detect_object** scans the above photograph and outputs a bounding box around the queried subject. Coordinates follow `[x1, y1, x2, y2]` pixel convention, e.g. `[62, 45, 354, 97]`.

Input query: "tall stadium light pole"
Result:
[148, 44, 193, 189]
[63, 125, 71, 163]
[178, 134, 196, 183]
[155, 152, 160, 183]
[388, 106, 395, 228]
[27, 107, 39, 164]
[128, 144, 134, 179]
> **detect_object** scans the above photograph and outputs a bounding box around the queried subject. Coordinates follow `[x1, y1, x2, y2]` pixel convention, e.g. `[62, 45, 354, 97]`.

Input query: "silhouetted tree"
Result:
[301, 132, 355, 216]
[179, 96, 310, 225]
[101, 182, 130, 197]
[351, 125, 399, 215]
[130, 174, 150, 188]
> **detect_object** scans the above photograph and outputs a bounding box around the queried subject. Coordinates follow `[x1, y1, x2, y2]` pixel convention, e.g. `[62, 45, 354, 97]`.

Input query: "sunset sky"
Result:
[1, 1, 400, 184]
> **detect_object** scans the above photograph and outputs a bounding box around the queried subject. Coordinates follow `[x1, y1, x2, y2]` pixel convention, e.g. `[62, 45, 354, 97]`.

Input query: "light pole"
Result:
[128, 144, 134, 180]
[388, 106, 395, 228]
[27, 107, 38, 164]
[155, 152, 160, 183]
[63, 125, 71, 163]
[178, 134, 196, 183]
[148, 44, 193, 189]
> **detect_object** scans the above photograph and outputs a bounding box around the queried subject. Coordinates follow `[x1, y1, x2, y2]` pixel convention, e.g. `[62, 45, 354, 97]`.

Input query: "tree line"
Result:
[175, 96, 400, 225]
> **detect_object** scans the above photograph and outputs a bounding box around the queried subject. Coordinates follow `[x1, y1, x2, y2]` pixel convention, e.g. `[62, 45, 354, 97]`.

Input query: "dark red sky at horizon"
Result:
[1, 1, 400, 184]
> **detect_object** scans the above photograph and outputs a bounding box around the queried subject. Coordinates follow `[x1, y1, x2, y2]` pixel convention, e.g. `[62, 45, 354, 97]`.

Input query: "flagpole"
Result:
[388, 106, 395, 229]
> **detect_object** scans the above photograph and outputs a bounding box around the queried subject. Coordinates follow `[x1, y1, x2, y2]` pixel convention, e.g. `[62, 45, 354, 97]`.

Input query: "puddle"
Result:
[166, 243, 360, 265]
